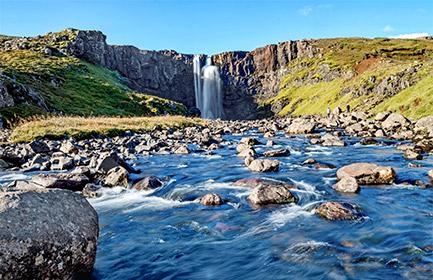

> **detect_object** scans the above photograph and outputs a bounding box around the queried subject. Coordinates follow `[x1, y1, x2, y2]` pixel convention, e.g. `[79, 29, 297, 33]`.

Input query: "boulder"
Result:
[59, 141, 79, 154]
[428, 170, 433, 179]
[247, 159, 279, 172]
[50, 154, 74, 170]
[321, 133, 345, 147]
[96, 152, 134, 174]
[404, 149, 423, 160]
[263, 149, 290, 157]
[238, 147, 256, 158]
[315, 201, 359, 220]
[239, 137, 259, 146]
[199, 193, 223, 206]
[174, 145, 190, 154]
[333, 177, 360, 193]
[103, 166, 129, 187]
[234, 177, 294, 189]
[244, 155, 255, 166]
[27, 140, 50, 154]
[415, 116, 433, 136]
[382, 113, 410, 130]
[375, 112, 390, 121]
[132, 176, 163, 191]
[248, 184, 297, 206]
[302, 158, 317, 165]
[0, 185, 98, 279]
[30, 173, 89, 191]
[286, 118, 316, 134]
[336, 163, 395, 185]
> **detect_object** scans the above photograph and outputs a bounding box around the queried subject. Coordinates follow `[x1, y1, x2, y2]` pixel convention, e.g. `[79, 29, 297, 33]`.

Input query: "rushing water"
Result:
[193, 55, 223, 119]
[1, 131, 432, 279]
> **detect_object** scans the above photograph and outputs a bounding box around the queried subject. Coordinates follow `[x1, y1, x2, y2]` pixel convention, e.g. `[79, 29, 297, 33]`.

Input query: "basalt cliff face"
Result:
[66, 30, 318, 119]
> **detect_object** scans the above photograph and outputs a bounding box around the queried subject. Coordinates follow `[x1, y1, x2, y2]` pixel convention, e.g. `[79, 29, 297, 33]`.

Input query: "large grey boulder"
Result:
[247, 159, 279, 172]
[29, 173, 89, 191]
[0, 185, 99, 279]
[415, 116, 433, 137]
[248, 184, 297, 206]
[315, 201, 359, 220]
[286, 118, 316, 134]
[336, 163, 395, 185]
[382, 113, 410, 130]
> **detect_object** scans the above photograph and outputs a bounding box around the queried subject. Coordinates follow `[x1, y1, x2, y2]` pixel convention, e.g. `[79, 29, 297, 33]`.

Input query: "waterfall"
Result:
[193, 55, 223, 119]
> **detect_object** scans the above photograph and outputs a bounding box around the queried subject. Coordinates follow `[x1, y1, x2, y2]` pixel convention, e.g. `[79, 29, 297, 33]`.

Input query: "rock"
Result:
[333, 177, 360, 193]
[238, 147, 256, 158]
[27, 140, 50, 154]
[240, 137, 259, 146]
[404, 149, 423, 160]
[244, 156, 255, 166]
[375, 129, 385, 138]
[234, 177, 294, 189]
[50, 154, 74, 170]
[199, 193, 223, 206]
[248, 184, 297, 206]
[0, 185, 98, 279]
[132, 176, 163, 191]
[30, 173, 89, 191]
[359, 138, 378, 145]
[332, 106, 342, 115]
[174, 145, 190, 154]
[96, 152, 134, 174]
[428, 170, 433, 179]
[208, 143, 220, 150]
[263, 149, 290, 157]
[415, 116, 433, 136]
[82, 183, 103, 198]
[247, 159, 279, 172]
[336, 163, 395, 185]
[314, 163, 336, 170]
[104, 166, 129, 187]
[315, 201, 359, 220]
[302, 158, 316, 165]
[321, 133, 345, 146]
[236, 143, 252, 153]
[0, 159, 10, 169]
[59, 141, 79, 154]
[266, 140, 274, 146]
[375, 112, 390, 121]
[286, 118, 316, 134]
[382, 113, 410, 130]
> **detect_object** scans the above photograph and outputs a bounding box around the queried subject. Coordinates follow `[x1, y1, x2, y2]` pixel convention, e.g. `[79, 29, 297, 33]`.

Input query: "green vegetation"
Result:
[10, 116, 204, 142]
[0, 46, 186, 126]
[265, 37, 433, 119]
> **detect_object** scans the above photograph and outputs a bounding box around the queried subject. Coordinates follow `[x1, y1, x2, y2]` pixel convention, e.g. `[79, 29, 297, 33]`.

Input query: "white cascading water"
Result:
[193, 55, 223, 119]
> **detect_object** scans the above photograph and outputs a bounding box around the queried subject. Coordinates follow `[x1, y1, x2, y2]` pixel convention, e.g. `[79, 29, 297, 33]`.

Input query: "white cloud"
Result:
[383, 25, 394, 32]
[391, 32, 430, 39]
[298, 6, 313, 16]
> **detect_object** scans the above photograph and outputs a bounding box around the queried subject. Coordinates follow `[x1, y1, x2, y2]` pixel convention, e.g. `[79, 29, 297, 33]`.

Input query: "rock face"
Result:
[336, 163, 395, 185]
[0, 185, 99, 279]
[248, 184, 297, 206]
[65, 30, 317, 119]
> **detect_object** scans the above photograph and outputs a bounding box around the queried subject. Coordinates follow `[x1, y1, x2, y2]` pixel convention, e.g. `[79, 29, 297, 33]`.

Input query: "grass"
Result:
[10, 116, 205, 142]
[0, 49, 186, 125]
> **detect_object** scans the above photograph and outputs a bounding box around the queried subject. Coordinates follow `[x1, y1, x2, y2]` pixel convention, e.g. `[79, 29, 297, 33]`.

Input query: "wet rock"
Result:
[247, 159, 279, 172]
[321, 133, 345, 147]
[132, 176, 163, 191]
[30, 173, 89, 191]
[316, 201, 358, 220]
[199, 193, 223, 206]
[248, 184, 297, 206]
[429, 170, 433, 179]
[302, 158, 316, 165]
[208, 143, 220, 150]
[0, 185, 99, 279]
[82, 183, 102, 198]
[27, 140, 50, 154]
[333, 177, 360, 193]
[174, 145, 190, 154]
[404, 149, 423, 160]
[336, 163, 395, 185]
[314, 163, 336, 170]
[238, 147, 256, 158]
[104, 166, 129, 187]
[240, 137, 259, 146]
[244, 155, 255, 166]
[266, 140, 274, 146]
[359, 138, 378, 145]
[263, 149, 290, 157]
[234, 177, 294, 189]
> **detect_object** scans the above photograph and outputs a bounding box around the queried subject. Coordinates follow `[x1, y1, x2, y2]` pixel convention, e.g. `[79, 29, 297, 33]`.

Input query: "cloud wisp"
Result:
[391, 32, 430, 39]
[383, 25, 394, 32]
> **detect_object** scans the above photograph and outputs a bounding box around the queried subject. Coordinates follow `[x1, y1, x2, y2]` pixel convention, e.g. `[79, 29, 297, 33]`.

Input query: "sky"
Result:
[0, 0, 432, 54]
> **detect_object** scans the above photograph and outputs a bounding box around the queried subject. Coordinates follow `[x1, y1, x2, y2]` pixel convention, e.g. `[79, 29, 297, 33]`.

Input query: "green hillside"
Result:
[0, 30, 186, 126]
[264, 37, 433, 119]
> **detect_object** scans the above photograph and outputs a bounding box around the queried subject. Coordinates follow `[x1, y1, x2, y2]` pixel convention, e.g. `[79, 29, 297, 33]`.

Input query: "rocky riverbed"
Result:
[1, 111, 433, 279]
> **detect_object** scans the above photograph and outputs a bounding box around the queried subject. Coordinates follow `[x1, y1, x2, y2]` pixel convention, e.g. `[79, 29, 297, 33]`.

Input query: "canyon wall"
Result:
[67, 30, 317, 119]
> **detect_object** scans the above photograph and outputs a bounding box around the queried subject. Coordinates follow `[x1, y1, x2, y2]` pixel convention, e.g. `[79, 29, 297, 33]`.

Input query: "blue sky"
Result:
[1, 0, 432, 54]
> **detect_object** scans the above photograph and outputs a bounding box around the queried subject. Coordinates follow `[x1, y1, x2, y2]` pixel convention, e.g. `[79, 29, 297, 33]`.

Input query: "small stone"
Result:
[263, 149, 290, 157]
[238, 147, 256, 158]
[248, 184, 297, 206]
[428, 170, 433, 179]
[60, 141, 79, 154]
[244, 156, 255, 166]
[174, 145, 190, 154]
[199, 193, 223, 206]
[302, 158, 316, 165]
[240, 137, 259, 146]
[404, 150, 423, 160]
[333, 177, 360, 193]
[82, 183, 102, 198]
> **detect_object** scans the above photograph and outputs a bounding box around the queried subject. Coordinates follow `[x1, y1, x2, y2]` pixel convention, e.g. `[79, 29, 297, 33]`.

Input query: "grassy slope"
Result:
[267, 37, 433, 119]
[10, 116, 204, 142]
[0, 31, 186, 125]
